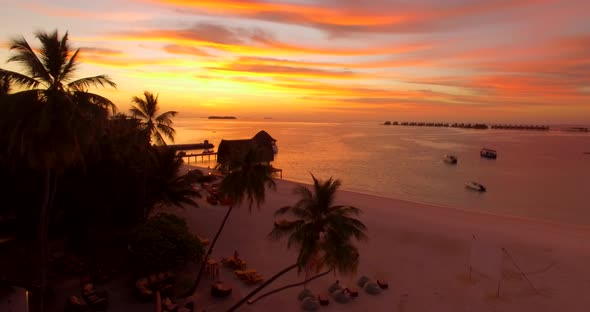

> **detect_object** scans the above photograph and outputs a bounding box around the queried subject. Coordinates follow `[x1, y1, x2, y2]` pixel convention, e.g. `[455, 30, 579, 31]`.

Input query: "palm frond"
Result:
[155, 111, 177, 125]
[153, 129, 166, 146]
[36, 30, 65, 86]
[129, 105, 148, 120]
[8, 35, 51, 85]
[71, 91, 117, 115]
[0, 69, 40, 89]
[156, 123, 176, 143]
[68, 75, 117, 91]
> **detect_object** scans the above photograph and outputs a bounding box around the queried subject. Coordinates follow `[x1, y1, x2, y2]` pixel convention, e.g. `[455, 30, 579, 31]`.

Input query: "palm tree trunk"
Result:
[180, 204, 234, 298]
[247, 269, 333, 305]
[226, 263, 298, 312]
[34, 168, 56, 312]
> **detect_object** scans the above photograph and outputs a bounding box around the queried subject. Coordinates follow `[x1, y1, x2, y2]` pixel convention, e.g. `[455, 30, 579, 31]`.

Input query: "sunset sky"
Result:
[1, 0, 589, 123]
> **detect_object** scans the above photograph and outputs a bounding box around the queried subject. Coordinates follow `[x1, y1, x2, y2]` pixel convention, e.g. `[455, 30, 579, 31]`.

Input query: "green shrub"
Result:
[128, 213, 203, 275]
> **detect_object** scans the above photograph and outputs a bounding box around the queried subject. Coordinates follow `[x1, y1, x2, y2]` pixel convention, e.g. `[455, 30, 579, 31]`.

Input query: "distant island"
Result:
[208, 116, 237, 119]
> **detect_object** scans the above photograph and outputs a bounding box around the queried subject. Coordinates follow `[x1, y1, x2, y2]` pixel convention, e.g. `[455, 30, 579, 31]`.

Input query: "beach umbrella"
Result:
[298, 289, 315, 301]
[364, 282, 382, 295]
[357, 276, 370, 288]
[328, 282, 343, 294]
[333, 290, 351, 303]
[301, 297, 320, 311]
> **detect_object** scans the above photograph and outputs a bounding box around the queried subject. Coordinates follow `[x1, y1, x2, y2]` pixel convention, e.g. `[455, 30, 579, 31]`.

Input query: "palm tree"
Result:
[181, 149, 276, 298]
[227, 175, 367, 311]
[130, 91, 177, 146]
[0, 30, 116, 312]
[146, 146, 203, 212]
[0, 76, 10, 95]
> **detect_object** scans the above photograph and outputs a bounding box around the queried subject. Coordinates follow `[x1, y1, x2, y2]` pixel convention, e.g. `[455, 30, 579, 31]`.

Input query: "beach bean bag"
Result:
[364, 282, 382, 295]
[328, 282, 343, 294]
[298, 289, 315, 301]
[333, 290, 352, 304]
[301, 297, 320, 311]
[357, 276, 370, 288]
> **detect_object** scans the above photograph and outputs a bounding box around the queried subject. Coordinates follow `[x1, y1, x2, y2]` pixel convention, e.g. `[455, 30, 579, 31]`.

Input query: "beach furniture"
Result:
[364, 282, 382, 295]
[301, 296, 321, 311]
[64, 295, 88, 312]
[357, 276, 370, 288]
[196, 235, 210, 246]
[333, 290, 352, 303]
[80, 283, 108, 311]
[328, 281, 343, 294]
[244, 272, 264, 285]
[298, 289, 315, 301]
[211, 282, 232, 298]
[206, 259, 220, 280]
[134, 271, 175, 301]
[344, 287, 359, 297]
[234, 269, 257, 280]
[161, 297, 179, 312]
[221, 253, 247, 269]
[318, 294, 330, 306]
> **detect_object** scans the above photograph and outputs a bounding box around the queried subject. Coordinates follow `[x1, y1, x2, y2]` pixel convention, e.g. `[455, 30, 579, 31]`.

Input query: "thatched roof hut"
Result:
[217, 131, 276, 166]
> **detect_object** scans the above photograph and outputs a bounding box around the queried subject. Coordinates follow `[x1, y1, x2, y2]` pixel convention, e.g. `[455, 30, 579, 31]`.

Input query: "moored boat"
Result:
[443, 154, 458, 164]
[465, 181, 486, 192]
[480, 148, 497, 159]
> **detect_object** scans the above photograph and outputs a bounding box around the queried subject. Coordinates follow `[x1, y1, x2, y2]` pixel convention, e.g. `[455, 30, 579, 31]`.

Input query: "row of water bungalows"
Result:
[382, 121, 550, 131]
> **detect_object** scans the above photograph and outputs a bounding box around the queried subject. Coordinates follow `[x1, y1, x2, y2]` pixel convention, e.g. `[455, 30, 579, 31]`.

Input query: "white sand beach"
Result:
[170, 166, 590, 312]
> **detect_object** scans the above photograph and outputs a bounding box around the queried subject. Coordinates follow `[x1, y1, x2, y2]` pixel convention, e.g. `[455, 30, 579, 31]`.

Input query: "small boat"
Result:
[480, 148, 497, 159]
[443, 154, 458, 164]
[465, 181, 486, 192]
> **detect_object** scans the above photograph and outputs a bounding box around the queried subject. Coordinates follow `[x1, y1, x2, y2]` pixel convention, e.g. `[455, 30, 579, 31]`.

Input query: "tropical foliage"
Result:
[270, 175, 367, 274]
[0, 30, 200, 312]
[130, 91, 177, 145]
[128, 213, 204, 276]
[226, 174, 367, 311]
[182, 148, 276, 297]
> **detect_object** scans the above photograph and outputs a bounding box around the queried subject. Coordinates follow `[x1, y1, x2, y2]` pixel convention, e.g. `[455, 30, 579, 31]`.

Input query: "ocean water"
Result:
[174, 119, 590, 226]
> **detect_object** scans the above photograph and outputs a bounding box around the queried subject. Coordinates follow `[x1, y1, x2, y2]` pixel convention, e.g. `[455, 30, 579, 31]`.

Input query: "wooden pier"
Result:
[181, 152, 217, 164]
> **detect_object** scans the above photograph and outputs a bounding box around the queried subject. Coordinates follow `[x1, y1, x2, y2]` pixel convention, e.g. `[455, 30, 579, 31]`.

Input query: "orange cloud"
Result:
[163, 44, 211, 57]
[147, 0, 551, 36]
[112, 23, 431, 57]
[19, 3, 152, 22]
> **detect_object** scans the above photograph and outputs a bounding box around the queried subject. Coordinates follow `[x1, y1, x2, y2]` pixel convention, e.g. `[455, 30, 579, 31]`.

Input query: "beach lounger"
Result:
[234, 269, 257, 280]
[244, 272, 264, 285]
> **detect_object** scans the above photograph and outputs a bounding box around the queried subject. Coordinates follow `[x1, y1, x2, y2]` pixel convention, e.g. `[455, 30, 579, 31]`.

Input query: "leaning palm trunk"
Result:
[226, 263, 298, 312]
[181, 204, 234, 298]
[247, 269, 333, 305]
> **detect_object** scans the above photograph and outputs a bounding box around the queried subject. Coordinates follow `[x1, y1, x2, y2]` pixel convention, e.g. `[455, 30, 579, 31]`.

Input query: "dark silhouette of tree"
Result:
[130, 91, 177, 145]
[0, 30, 116, 312]
[227, 175, 367, 311]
